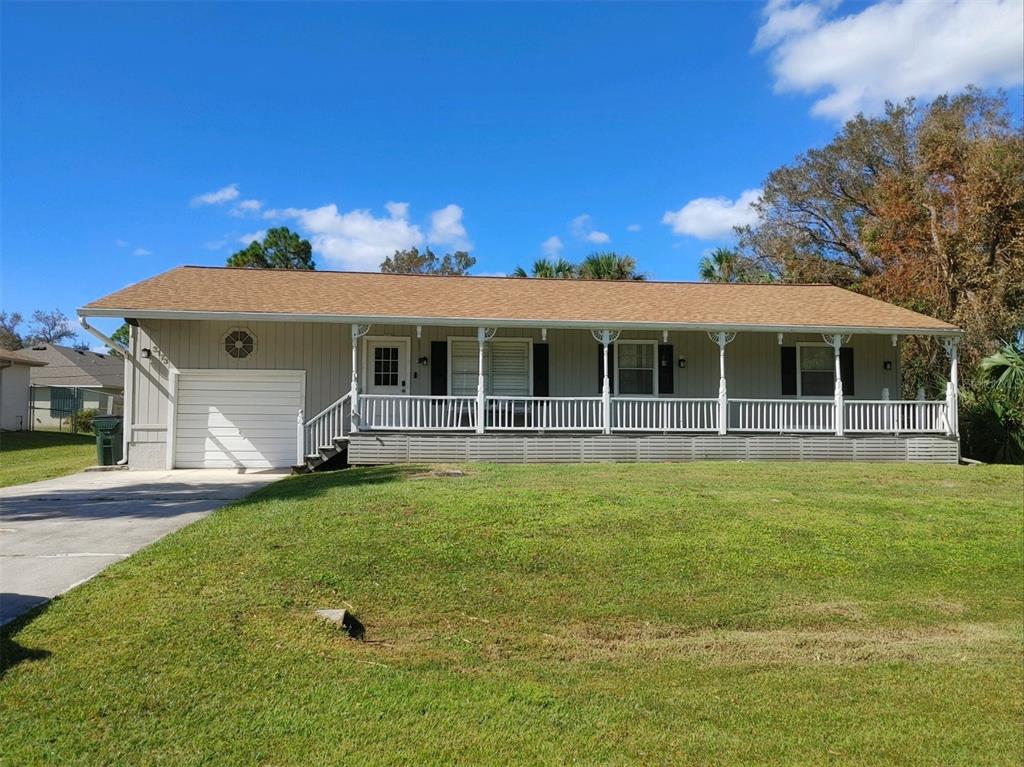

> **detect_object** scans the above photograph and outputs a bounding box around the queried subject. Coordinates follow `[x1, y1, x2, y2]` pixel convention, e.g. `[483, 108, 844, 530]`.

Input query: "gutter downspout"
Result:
[79, 316, 133, 465]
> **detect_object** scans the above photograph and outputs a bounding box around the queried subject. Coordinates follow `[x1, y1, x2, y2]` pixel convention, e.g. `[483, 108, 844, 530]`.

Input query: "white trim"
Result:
[613, 339, 658, 397]
[77, 308, 963, 338]
[795, 342, 836, 399]
[171, 368, 306, 469]
[361, 336, 411, 396]
[447, 335, 534, 397]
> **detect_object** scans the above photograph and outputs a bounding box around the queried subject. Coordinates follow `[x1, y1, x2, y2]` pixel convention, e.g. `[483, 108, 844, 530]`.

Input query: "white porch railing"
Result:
[729, 398, 836, 433]
[303, 392, 351, 457]
[845, 400, 949, 433]
[612, 397, 719, 432]
[360, 394, 478, 431]
[486, 396, 603, 431]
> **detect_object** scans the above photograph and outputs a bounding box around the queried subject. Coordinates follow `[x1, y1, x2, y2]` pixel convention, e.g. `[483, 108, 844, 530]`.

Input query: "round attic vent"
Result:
[224, 329, 255, 359]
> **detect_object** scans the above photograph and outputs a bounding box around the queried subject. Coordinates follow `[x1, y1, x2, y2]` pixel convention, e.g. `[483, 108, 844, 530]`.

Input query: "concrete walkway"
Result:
[0, 468, 286, 625]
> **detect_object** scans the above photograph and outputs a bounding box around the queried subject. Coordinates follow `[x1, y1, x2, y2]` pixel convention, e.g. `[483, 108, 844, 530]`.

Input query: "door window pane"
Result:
[373, 346, 399, 386]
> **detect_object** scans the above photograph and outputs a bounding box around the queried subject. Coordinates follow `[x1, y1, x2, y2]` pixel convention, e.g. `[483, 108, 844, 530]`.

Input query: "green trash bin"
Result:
[94, 415, 124, 466]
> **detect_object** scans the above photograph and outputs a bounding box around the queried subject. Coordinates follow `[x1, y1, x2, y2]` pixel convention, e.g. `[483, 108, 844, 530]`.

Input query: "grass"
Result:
[0, 429, 96, 487]
[2, 462, 1022, 765]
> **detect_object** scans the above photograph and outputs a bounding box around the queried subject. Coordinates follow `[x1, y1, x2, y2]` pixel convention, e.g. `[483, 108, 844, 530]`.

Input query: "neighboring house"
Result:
[0, 350, 47, 431]
[17, 344, 124, 429]
[79, 266, 964, 470]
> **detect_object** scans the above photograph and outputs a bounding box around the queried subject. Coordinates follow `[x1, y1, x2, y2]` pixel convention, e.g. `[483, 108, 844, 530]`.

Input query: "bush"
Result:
[73, 408, 99, 435]
[960, 391, 1023, 464]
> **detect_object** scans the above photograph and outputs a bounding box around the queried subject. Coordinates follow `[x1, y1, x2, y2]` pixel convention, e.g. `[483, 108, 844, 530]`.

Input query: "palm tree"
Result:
[577, 252, 645, 281]
[512, 258, 577, 279]
[981, 339, 1024, 406]
[698, 247, 741, 283]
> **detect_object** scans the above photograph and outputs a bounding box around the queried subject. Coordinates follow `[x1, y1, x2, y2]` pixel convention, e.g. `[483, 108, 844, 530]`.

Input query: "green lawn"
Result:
[0, 430, 96, 487]
[2, 462, 1021, 765]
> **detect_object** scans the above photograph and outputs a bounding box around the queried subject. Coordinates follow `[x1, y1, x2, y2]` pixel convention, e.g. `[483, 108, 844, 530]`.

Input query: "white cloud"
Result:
[192, 183, 240, 207]
[662, 189, 762, 240]
[115, 239, 128, 247]
[757, 0, 1024, 119]
[230, 199, 262, 216]
[268, 202, 425, 270]
[626, 224, 642, 232]
[238, 230, 266, 245]
[428, 204, 472, 250]
[132, 247, 152, 256]
[541, 235, 563, 257]
[570, 214, 610, 245]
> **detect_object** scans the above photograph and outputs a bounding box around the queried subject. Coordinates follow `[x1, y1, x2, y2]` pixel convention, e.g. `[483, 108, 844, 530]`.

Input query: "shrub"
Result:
[73, 408, 99, 435]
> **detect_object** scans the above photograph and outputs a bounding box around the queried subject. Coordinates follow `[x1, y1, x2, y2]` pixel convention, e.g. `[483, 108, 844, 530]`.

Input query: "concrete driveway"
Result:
[0, 468, 286, 625]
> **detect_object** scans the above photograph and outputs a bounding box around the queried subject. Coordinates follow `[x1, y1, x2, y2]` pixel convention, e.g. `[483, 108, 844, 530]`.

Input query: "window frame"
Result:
[795, 342, 836, 399]
[613, 339, 659, 397]
[447, 335, 534, 397]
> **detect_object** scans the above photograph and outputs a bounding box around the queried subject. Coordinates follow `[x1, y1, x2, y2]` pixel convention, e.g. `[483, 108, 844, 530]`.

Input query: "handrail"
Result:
[304, 392, 352, 426]
[304, 392, 352, 456]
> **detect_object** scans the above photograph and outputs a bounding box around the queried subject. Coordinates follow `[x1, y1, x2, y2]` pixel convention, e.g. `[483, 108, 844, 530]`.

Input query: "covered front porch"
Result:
[302, 322, 960, 464]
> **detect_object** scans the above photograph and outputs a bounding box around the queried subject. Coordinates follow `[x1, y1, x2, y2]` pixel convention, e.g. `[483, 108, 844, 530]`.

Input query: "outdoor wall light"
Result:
[417, 356, 429, 366]
[678, 357, 687, 369]
[141, 348, 151, 359]
[883, 360, 893, 370]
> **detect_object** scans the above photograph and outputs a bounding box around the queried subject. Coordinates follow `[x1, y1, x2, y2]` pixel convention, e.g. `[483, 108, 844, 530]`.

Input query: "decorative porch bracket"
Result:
[942, 336, 960, 436]
[591, 329, 621, 434]
[707, 331, 736, 435]
[350, 324, 371, 433]
[822, 334, 850, 436]
[477, 327, 497, 434]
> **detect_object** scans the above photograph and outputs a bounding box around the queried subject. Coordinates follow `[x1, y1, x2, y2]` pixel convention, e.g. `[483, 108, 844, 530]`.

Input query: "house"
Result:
[0, 349, 47, 431]
[17, 344, 124, 429]
[78, 266, 963, 470]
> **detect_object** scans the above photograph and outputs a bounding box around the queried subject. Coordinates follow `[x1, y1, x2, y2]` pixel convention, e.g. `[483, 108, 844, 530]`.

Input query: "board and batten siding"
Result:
[127, 319, 903, 468]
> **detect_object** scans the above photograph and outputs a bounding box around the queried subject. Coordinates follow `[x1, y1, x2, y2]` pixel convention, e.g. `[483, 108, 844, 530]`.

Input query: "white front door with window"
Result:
[364, 339, 410, 395]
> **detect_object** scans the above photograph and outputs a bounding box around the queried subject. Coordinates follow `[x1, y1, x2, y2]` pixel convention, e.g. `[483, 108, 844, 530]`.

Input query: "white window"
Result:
[615, 341, 657, 396]
[798, 344, 834, 397]
[449, 338, 532, 396]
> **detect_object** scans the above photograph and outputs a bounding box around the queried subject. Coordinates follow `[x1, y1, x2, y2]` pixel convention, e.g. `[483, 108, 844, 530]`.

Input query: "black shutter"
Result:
[840, 347, 855, 396]
[658, 344, 674, 395]
[597, 344, 614, 393]
[430, 341, 447, 395]
[533, 343, 549, 397]
[781, 346, 797, 395]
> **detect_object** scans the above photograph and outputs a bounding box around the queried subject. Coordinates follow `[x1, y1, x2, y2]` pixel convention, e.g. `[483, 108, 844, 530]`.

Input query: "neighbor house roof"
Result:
[18, 344, 124, 389]
[0, 349, 47, 367]
[80, 265, 961, 335]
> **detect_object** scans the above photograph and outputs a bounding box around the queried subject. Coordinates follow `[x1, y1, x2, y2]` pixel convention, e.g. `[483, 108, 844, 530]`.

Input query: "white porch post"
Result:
[823, 333, 848, 436]
[591, 330, 620, 435]
[350, 324, 370, 433]
[708, 331, 735, 435]
[476, 327, 495, 433]
[943, 337, 960, 436]
[296, 409, 304, 464]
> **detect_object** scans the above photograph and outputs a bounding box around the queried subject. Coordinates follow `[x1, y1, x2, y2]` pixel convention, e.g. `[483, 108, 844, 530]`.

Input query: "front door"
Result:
[364, 339, 409, 395]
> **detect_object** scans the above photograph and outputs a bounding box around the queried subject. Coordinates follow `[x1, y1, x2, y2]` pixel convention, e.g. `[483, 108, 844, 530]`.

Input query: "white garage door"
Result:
[174, 370, 304, 469]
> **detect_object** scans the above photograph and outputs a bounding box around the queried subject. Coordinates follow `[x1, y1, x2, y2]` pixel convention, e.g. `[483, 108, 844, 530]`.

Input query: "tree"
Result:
[698, 247, 772, 283]
[227, 227, 315, 270]
[379, 247, 475, 275]
[105, 323, 131, 359]
[738, 89, 1024, 394]
[512, 258, 577, 279]
[577, 252, 645, 281]
[0, 311, 24, 350]
[26, 309, 77, 346]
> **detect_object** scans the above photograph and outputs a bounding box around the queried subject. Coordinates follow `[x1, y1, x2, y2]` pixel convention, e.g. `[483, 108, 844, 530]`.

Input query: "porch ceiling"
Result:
[80, 265, 961, 336]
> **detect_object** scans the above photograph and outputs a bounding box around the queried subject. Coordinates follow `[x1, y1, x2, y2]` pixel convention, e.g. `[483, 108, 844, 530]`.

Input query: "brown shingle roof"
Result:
[0, 349, 47, 367]
[80, 265, 960, 334]
[18, 344, 124, 389]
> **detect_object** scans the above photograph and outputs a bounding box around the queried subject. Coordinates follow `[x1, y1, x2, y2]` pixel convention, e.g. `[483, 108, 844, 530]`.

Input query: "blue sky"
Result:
[2, 1, 1022, 344]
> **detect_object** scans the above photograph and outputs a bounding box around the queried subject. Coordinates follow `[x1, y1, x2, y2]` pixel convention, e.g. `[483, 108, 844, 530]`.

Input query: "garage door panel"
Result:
[174, 371, 304, 469]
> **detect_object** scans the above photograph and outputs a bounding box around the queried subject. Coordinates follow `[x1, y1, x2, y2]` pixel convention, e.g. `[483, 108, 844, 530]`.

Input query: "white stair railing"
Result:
[611, 398, 719, 432]
[303, 393, 351, 457]
[486, 396, 604, 431]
